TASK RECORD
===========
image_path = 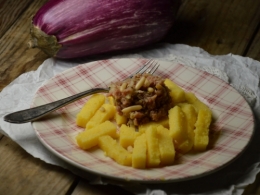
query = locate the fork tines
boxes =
[145,61,160,75]
[130,60,159,78]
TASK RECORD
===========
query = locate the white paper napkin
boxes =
[0,44,260,195]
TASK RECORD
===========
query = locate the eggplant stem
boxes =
[29,21,62,57]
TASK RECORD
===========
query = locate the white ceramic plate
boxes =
[31,58,255,182]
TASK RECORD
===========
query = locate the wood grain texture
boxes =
[165,0,260,56]
[0,136,76,195]
[246,28,260,61]
[0,0,34,38]
[0,0,49,91]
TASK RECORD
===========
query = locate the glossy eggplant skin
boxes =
[32,0,180,59]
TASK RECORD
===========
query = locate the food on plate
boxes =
[185,92,212,113]
[119,124,140,148]
[76,94,105,127]
[138,118,169,133]
[132,134,147,169]
[109,73,174,126]
[194,109,212,151]
[98,135,132,166]
[145,126,161,167]
[75,75,213,168]
[30,0,181,59]
[164,78,186,103]
[108,96,127,125]
[157,125,175,165]
[177,103,197,153]
[184,92,212,151]
[168,106,188,148]
[86,104,116,130]
[168,104,198,153]
[115,111,128,125]
[76,121,117,150]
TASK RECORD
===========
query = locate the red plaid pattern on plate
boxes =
[31,58,255,182]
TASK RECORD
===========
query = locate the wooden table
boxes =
[1,0,260,194]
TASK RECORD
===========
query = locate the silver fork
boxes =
[4,60,160,124]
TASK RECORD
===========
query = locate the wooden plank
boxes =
[0,136,76,195]
[72,179,134,195]
[165,0,260,56]
[0,0,34,38]
[245,28,260,61]
[0,0,49,91]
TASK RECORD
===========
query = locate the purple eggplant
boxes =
[29,0,180,59]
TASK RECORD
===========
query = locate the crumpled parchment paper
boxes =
[0,44,260,195]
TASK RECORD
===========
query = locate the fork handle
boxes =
[4,88,109,124]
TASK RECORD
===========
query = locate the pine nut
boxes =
[135,76,146,90]
[148,87,154,93]
[120,82,127,91]
[122,105,142,113]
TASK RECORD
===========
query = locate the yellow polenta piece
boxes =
[184,92,212,151]
[119,124,140,148]
[86,104,116,130]
[76,121,116,150]
[132,134,147,169]
[194,109,212,151]
[138,118,169,133]
[157,125,175,165]
[139,122,159,134]
[164,78,186,103]
[168,106,188,146]
[115,112,127,125]
[107,96,115,105]
[177,103,197,153]
[185,92,211,113]
[98,135,132,166]
[158,117,170,128]
[76,94,105,127]
[145,126,160,167]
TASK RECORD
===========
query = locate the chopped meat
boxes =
[108,73,173,126]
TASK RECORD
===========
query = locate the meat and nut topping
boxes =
[108,73,173,126]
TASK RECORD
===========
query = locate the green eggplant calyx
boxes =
[28,22,62,57]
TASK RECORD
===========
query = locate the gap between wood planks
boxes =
[65,177,80,195]
[243,20,260,57]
